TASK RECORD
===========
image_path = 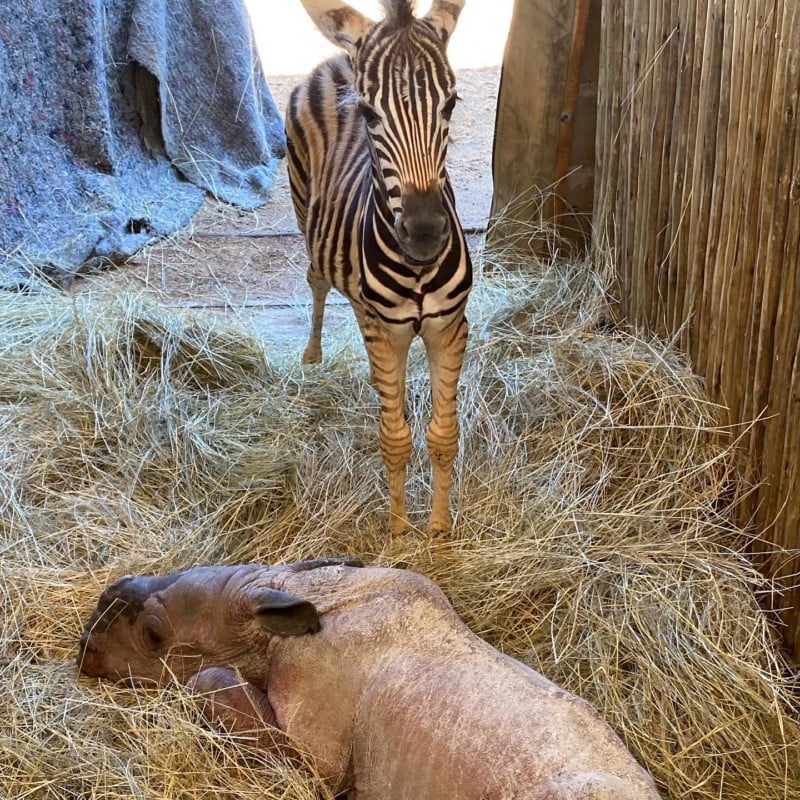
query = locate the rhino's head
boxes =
[77,558,361,685]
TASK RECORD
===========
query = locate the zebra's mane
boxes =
[380,0,418,30]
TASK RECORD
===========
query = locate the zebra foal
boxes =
[287,0,472,535]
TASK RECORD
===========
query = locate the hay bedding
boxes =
[1,243,798,800]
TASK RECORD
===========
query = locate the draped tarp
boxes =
[0,0,285,288]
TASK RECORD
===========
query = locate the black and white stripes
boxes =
[287,0,471,534]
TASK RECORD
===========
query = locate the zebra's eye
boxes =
[358,101,381,127]
[442,93,458,120]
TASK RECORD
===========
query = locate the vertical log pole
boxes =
[552,0,592,223]
[491,0,601,245]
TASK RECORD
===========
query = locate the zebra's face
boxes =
[354,21,459,266]
[299,1,465,266]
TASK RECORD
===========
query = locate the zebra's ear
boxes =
[423,0,466,44]
[300,0,375,55]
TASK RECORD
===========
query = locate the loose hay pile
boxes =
[1,245,798,800]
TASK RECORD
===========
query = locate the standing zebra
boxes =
[287,0,472,535]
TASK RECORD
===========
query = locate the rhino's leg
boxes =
[187,667,287,750]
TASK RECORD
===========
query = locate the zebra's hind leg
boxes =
[302,266,331,364]
[362,312,414,535]
[423,313,469,536]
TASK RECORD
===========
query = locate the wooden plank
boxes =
[563,0,601,233]
[709,0,742,387]
[617,0,632,270]
[492,0,575,215]
[680,0,703,344]
[491,0,600,242]
[672,0,705,350]
[552,0,592,221]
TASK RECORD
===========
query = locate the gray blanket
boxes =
[0,0,285,288]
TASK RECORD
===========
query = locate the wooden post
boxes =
[552,0,593,222]
[491,0,601,244]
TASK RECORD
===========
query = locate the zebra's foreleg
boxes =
[423,314,468,535]
[362,314,414,535]
[302,267,331,364]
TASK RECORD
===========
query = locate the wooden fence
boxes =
[593,1,800,659]
[493,0,800,659]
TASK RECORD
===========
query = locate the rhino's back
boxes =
[281,565,659,798]
[351,645,659,800]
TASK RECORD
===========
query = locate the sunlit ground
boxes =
[245,0,513,74]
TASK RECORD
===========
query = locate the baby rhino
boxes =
[78,558,661,800]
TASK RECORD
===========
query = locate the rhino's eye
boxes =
[144,617,164,648]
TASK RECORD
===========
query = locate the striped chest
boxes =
[358,221,472,328]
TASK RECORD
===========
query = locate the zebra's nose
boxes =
[396,186,450,265]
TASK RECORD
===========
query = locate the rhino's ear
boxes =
[250,589,320,636]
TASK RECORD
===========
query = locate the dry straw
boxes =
[1,234,798,799]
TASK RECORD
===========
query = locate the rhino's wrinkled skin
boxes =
[78,558,661,800]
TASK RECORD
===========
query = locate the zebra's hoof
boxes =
[302,346,322,364]
[388,514,411,536]
[426,516,452,537]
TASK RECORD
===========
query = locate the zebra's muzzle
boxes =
[395,187,451,266]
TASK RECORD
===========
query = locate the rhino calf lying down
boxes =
[78,558,661,800]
